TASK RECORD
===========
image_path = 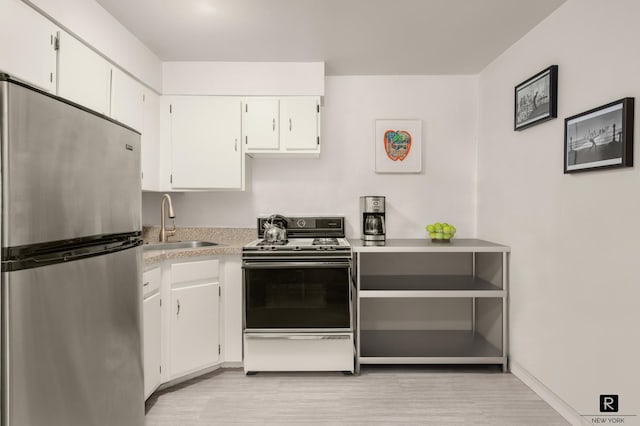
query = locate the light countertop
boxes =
[348,238,510,253]
[142,227,256,266]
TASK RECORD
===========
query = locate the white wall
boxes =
[478,0,640,421]
[143,75,479,239]
[163,62,324,96]
[26,0,162,90]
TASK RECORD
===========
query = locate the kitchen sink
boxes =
[142,240,218,251]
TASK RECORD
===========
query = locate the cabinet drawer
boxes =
[142,267,161,297]
[171,259,219,284]
[244,333,354,372]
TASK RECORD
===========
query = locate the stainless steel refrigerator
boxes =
[0,74,144,426]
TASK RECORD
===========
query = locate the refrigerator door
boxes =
[1,246,144,426]
[1,79,141,248]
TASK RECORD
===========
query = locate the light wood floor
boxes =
[145,366,569,425]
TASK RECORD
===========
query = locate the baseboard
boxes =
[158,364,223,391]
[222,361,243,368]
[510,360,589,426]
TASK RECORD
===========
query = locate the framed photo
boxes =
[374,119,422,173]
[564,98,634,173]
[514,65,558,131]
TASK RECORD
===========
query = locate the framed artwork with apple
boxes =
[374,119,422,173]
[564,97,634,173]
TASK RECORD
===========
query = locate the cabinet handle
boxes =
[272,118,275,131]
[143,281,149,287]
[234,138,238,152]
[289,118,292,131]
[177,300,180,315]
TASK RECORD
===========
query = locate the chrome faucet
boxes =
[159,194,177,242]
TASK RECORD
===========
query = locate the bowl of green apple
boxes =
[425,222,456,242]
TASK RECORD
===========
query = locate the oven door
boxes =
[242,259,352,332]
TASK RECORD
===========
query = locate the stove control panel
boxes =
[257,216,345,238]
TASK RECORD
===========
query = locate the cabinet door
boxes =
[280,97,320,151]
[169,96,242,189]
[110,67,143,131]
[142,89,160,191]
[242,98,279,150]
[57,31,111,115]
[143,292,161,399]
[170,282,220,378]
[0,0,58,92]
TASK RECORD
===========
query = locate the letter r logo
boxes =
[600,395,619,412]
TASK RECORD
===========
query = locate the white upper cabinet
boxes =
[280,97,321,151]
[0,0,58,92]
[57,30,111,115]
[141,89,160,191]
[242,96,321,157]
[110,67,144,131]
[167,96,243,190]
[242,98,280,151]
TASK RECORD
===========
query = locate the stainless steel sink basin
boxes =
[143,240,218,251]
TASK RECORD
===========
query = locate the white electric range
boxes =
[241,216,355,374]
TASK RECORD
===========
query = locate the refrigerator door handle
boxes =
[3,240,141,272]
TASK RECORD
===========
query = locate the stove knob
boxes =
[296,219,306,228]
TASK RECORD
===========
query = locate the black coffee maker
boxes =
[360,196,386,242]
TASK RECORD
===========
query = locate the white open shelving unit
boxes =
[350,239,510,372]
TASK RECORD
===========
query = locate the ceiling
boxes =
[96,0,566,75]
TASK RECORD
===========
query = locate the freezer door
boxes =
[1,247,144,426]
[1,80,141,247]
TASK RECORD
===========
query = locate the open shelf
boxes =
[359,330,504,364]
[352,239,510,372]
[359,274,504,298]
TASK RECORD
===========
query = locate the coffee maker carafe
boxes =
[360,196,386,242]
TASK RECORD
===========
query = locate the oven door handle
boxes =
[246,334,351,340]
[242,261,351,269]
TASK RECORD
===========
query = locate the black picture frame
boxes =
[564,98,634,173]
[514,65,558,131]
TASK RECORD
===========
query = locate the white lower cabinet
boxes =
[143,267,162,399]
[170,282,220,378]
[167,258,221,380]
[143,255,243,399]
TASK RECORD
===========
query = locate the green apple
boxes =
[426,224,435,232]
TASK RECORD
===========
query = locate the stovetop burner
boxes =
[244,216,350,254]
[256,240,288,246]
[312,237,338,246]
